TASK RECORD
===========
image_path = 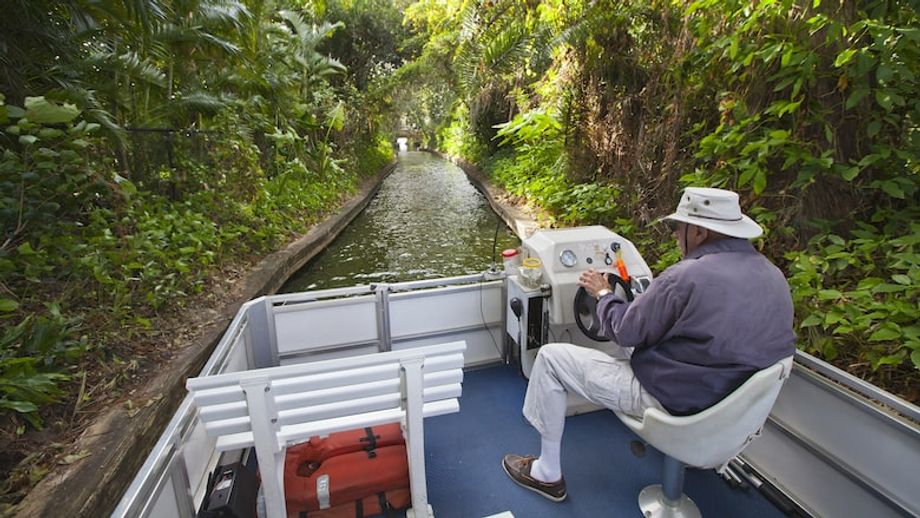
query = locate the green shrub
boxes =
[440,104,487,163]
[351,134,395,177]
[486,110,626,227]
[0,305,88,429]
[788,208,920,370]
[0,94,377,427]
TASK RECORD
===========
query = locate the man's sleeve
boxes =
[596,270,684,350]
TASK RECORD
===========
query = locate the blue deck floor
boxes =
[423,364,788,518]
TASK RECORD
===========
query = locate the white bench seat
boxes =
[186,340,466,518]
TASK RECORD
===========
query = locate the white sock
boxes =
[530,438,562,482]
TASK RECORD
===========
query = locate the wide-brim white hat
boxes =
[660,187,763,239]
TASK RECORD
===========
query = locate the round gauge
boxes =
[560,249,578,268]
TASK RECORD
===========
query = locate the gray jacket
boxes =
[598,238,796,415]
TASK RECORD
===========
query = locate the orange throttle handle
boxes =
[615,252,630,283]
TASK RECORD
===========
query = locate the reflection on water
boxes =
[280,151,520,292]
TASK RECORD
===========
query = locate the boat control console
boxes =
[506,226,653,378]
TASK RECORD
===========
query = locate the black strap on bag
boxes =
[359,427,380,458]
[378,492,398,518]
[354,497,364,518]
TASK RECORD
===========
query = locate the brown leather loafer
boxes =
[501,454,567,502]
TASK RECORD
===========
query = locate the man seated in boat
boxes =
[502,187,796,502]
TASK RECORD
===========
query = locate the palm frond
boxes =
[481,24,530,74]
[197,30,242,56]
[552,15,597,50]
[174,91,230,116]
[458,4,480,43]
[85,51,167,88]
[122,0,167,29]
[312,56,347,77]
[85,107,126,144]
[306,21,345,47]
[278,11,343,50]
[69,0,166,34]
[454,10,484,95]
[551,5,630,52]
[455,13,533,96]
[278,10,311,40]
[155,24,197,44]
[262,22,291,39]
[155,24,240,56]
[198,0,250,28]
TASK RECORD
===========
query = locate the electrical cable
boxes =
[490,217,501,270]
[476,215,506,359]
[516,324,522,359]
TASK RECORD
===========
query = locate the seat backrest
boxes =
[618,356,793,469]
[187,340,466,452]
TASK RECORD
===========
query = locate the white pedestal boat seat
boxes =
[186,340,467,518]
[615,356,794,518]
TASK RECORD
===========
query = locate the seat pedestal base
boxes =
[638,485,701,518]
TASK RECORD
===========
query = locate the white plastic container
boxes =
[502,248,521,275]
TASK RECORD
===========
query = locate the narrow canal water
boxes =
[280,151,519,292]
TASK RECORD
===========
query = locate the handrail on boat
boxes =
[269,272,501,306]
[793,350,919,423]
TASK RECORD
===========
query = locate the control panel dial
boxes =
[559,249,578,268]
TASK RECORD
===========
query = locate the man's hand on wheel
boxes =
[577,269,610,299]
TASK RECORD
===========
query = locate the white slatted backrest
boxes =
[186,341,466,451]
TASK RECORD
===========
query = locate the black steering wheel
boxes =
[574,274,634,342]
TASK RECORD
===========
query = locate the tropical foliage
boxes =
[2,0,919,507]
[1,0,408,504]
[399,0,919,400]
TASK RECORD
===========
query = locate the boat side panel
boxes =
[223,325,252,374]
[390,283,503,365]
[272,282,504,367]
[775,368,920,510]
[183,310,254,510]
[145,472,182,518]
[743,422,902,518]
[744,364,920,517]
[274,298,377,356]
[394,327,502,366]
[280,344,380,364]
[389,283,502,337]
[182,416,218,510]
[115,298,260,517]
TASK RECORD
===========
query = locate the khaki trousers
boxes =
[522,342,663,442]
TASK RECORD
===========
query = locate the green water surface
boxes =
[280,151,520,292]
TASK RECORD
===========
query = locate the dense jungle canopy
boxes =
[0,0,918,510]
